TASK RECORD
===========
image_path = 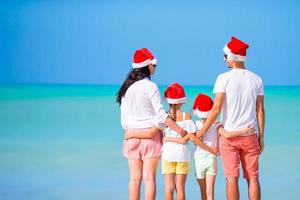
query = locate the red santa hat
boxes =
[193,93,214,118]
[223,36,249,62]
[132,48,157,68]
[164,83,187,104]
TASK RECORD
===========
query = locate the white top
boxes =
[162,113,196,162]
[120,78,168,129]
[193,120,218,158]
[213,69,264,134]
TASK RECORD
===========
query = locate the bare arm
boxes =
[163,134,190,144]
[256,95,265,154]
[163,112,193,144]
[125,116,187,140]
[125,127,161,139]
[189,133,218,155]
[217,124,255,139]
[125,115,189,140]
[196,93,225,138]
[165,117,187,137]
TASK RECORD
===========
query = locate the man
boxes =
[197,36,265,200]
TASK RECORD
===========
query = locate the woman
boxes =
[116,48,186,200]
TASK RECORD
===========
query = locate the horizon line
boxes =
[1,83,300,87]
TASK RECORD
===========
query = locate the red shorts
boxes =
[219,134,260,179]
[123,130,162,160]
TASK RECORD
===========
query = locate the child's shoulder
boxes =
[184,112,192,120]
[176,111,192,121]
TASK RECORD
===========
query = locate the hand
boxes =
[180,129,188,137]
[163,136,167,143]
[243,125,256,136]
[219,131,229,138]
[179,137,188,144]
[259,137,264,154]
[125,130,134,140]
[196,129,204,138]
[214,121,223,129]
[211,147,219,156]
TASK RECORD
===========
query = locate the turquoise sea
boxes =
[0,85,299,200]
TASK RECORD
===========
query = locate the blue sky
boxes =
[1,0,300,85]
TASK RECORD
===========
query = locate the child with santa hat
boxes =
[191,93,253,200]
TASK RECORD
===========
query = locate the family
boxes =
[116,36,265,200]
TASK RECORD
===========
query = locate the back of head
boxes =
[116,47,157,105]
[193,93,214,119]
[132,48,157,69]
[164,83,187,104]
[223,36,249,62]
[164,83,186,120]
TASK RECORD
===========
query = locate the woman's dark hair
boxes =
[116,66,150,105]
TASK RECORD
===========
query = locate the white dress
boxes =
[162,113,196,162]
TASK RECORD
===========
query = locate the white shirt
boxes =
[213,69,264,133]
[193,120,218,158]
[120,78,168,129]
[162,113,196,162]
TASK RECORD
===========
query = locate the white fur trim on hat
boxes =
[132,58,157,68]
[223,45,246,62]
[165,97,187,104]
[132,59,151,68]
[193,109,210,119]
[151,58,157,65]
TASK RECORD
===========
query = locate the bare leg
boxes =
[226,177,239,200]
[205,175,216,200]
[197,178,207,200]
[128,159,143,200]
[143,157,159,200]
[176,174,187,200]
[164,173,175,200]
[246,178,261,200]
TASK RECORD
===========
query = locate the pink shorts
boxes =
[219,134,260,179]
[123,129,162,160]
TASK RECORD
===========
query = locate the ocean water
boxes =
[0,85,299,200]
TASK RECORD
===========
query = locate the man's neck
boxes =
[230,61,245,69]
